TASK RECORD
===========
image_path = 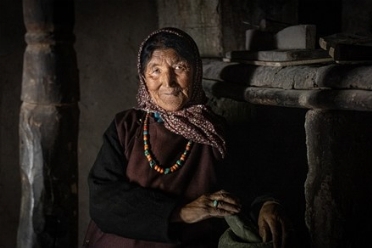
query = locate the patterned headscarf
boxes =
[137,27,226,157]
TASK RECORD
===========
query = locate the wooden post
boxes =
[305,110,372,248]
[18,0,79,247]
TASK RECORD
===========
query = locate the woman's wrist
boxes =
[262,200,281,207]
[170,206,183,223]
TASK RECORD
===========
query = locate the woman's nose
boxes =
[162,69,177,87]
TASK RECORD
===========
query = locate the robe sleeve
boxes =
[88,120,179,243]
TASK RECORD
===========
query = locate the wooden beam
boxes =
[305,110,372,248]
[18,0,79,247]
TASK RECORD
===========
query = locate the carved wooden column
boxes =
[18,0,79,247]
[305,109,372,248]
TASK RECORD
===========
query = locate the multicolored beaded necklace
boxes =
[143,112,193,174]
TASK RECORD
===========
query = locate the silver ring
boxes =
[213,200,219,208]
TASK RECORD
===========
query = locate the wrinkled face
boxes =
[143,48,193,112]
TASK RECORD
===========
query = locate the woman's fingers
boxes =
[208,190,241,214]
[258,201,292,248]
[212,190,240,203]
[178,190,241,223]
[259,221,271,242]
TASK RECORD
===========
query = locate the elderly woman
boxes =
[84,27,289,248]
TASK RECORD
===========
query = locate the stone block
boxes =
[246,25,316,50]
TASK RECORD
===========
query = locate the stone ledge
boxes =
[203,79,372,111]
[202,59,372,111]
[203,59,372,90]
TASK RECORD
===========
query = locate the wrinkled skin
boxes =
[144,48,291,248]
[170,190,241,223]
[172,192,291,248]
[258,201,292,248]
[143,48,193,112]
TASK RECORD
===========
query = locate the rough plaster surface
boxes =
[2,0,372,247]
[157,0,223,57]
[74,0,157,245]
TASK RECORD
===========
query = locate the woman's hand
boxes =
[258,201,291,248]
[172,190,241,223]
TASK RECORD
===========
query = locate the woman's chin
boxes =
[161,104,183,112]
[156,96,187,111]
[159,101,184,111]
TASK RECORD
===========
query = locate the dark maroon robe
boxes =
[86,109,227,247]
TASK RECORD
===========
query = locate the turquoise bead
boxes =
[142,112,193,174]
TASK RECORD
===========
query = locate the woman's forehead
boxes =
[148,49,188,63]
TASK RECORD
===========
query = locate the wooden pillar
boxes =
[305,109,372,248]
[18,0,79,247]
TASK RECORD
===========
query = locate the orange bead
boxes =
[142,112,194,174]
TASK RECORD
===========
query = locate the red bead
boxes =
[142,112,193,174]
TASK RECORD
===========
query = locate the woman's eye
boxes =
[174,64,186,71]
[151,68,160,74]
